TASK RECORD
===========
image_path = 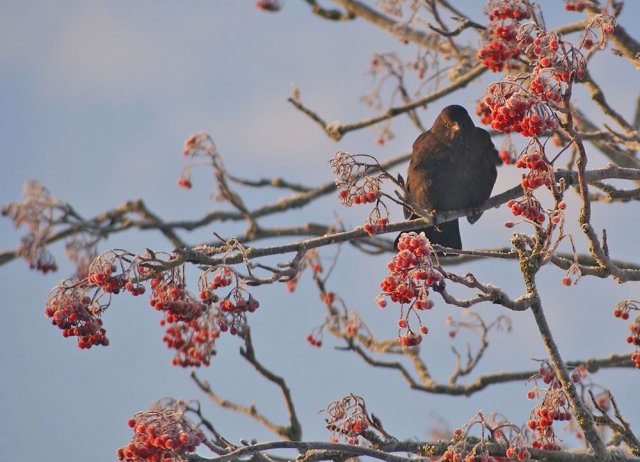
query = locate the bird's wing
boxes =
[474,127,502,165]
[404,130,432,218]
[466,127,500,224]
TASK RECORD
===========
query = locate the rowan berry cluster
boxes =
[337,173,382,207]
[306,328,324,348]
[216,289,260,335]
[331,151,393,236]
[499,149,514,165]
[525,363,585,451]
[507,195,545,224]
[89,261,125,294]
[331,152,386,206]
[441,413,530,462]
[150,275,205,322]
[161,310,220,367]
[613,300,640,368]
[477,0,531,72]
[322,395,373,445]
[498,136,517,165]
[198,266,232,303]
[150,265,260,367]
[45,286,109,349]
[478,82,558,137]
[478,15,590,139]
[516,148,553,192]
[379,232,440,346]
[363,216,388,236]
[117,399,205,462]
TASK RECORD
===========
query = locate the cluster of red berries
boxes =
[477,24,521,72]
[323,395,371,445]
[507,195,545,223]
[379,232,440,346]
[526,363,585,451]
[331,152,384,208]
[330,415,368,445]
[516,149,553,192]
[506,447,531,461]
[45,289,109,349]
[486,0,530,21]
[117,399,205,462]
[478,1,531,72]
[161,311,220,367]
[478,17,594,141]
[499,149,515,165]
[578,12,616,52]
[362,217,388,236]
[150,276,205,322]
[124,280,146,296]
[89,263,125,294]
[527,407,563,451]
[529,74,562,103]
[306,330,323,348]
[217,292,260,335]
[613,300,640,368]
[520,28,586,85]
[199,267,233,303]
[338,181,381,207]
[478,87,558,137]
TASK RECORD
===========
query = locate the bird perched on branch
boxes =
[396,105,501,252]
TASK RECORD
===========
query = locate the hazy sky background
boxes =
[1,2,639,461]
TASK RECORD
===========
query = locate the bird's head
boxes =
[435,105,474,141]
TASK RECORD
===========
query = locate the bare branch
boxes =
[289,63,487,141]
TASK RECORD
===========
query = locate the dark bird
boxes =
[396,105,501,251]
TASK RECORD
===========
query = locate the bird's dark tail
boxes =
[394,219,462,253]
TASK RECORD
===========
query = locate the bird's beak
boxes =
[451,121,460,133]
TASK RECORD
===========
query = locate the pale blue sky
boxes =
[1,2,639,461]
